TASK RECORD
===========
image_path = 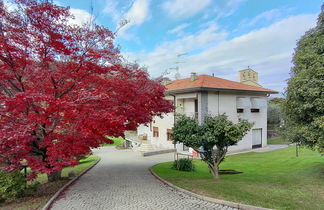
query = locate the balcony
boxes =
[175,111,198,121]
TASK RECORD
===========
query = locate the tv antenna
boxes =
[173,53,187,79]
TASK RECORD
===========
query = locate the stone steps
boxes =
[137,142,155,152]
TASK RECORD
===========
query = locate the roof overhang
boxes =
[166,87,278,95]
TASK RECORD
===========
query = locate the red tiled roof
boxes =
[166,75,277,94]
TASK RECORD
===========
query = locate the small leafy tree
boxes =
[172,114,253,180]
[284,4,324,154]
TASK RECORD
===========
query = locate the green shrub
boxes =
[172,158,195,171]
[25,181,40,194]
[0,170,26,202]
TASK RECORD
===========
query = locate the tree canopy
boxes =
[0,0,173,179]
[267,98,284,127]
[172,114,253,179]
[284,4,324,154]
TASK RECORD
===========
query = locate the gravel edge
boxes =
[149,165,272,210]
[42,157,101,210]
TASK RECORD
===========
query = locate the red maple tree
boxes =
[0,0,173,180]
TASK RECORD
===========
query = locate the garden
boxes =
[0,155,99,210]
[153,146,324,210]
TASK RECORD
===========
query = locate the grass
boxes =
[268,136,291,145]
[152,146,324,210]
[0,155,100,210]
[101,136,124,147]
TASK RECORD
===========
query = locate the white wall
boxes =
[137,91,268,152]
[183,98,196,116]
[137,113,175,149]
[149,95,196,150]
[208,92,268,152]
[207,92,268,152]
[207,92,219,116]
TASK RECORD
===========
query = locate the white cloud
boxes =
[103,0,122,23]
[124,23,227,74]
[69,8,94,26]
[240,7,294,27]
[3,1,94,27]
[162,0,211,19]
[167,23,190,36]
[187,15,316,73]
[213,0,246,20]
[3,0,18,11]
[103,0,134,23]
[124,14,317,93]
[117,0,150,39]
[247,9,283,26]
[159,24,226,53]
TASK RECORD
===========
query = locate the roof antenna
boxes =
[172,52,187,80]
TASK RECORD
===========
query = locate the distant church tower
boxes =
[239,68,262,87]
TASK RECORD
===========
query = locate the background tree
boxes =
[267,97,285,138]
[0,0,173,181]
[284,4,324,154]
[267,102,282,126]
[172,114,253,179]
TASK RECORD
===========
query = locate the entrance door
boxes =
[252,128,262,148]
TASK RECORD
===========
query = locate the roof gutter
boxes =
[166,87,278,95]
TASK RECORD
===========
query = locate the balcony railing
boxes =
[175,111,198,121]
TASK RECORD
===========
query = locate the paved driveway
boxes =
[51,147,233,210]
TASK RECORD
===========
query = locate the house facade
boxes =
[133,70,277,154]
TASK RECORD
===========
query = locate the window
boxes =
[237,108,244,113]
[251,108,260,113]
[153,127,159,137]
[236,97,250,110]
[167,129,173,141]
[251,98,266,109]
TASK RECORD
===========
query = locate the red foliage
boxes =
[0,1,173,176]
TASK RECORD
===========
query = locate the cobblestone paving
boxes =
[51,147,235,210]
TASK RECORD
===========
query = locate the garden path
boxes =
[51,147,234,210]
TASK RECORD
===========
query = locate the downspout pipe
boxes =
[169,93,176,123]
[168,93,177,158]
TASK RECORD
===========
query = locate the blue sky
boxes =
[56,0,323,95]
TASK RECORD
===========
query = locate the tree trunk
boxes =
[208,163,219,180]
[48,170,61,182]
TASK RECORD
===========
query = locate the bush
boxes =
[0,170,26,202]
[172,158,195,171]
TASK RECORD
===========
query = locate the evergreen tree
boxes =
[284,4,324,153]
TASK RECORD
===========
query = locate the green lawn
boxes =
[152,146,324,210]
[268,137,291,145]
[33,155,100,184]
[1,155,100,210]
[101,136,124,147]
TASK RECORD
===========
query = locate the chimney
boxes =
[161,78,172,86]
[190,72,198,81]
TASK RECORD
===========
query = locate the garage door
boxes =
[252,128,262,148]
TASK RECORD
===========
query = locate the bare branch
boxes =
[114,19,130,36]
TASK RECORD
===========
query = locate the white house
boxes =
[131,69,277,154]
